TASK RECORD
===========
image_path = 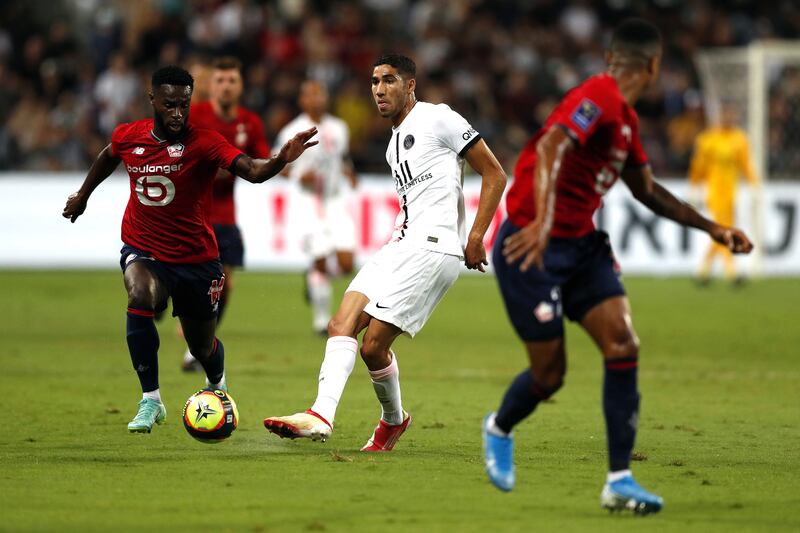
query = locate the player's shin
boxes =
[126,307,161,398]
[307,270,332,333]
[199,337,226,389]
[603,357,640,472]
[310,336,357,424]
[369,351,403,425]
[493,370,550,434]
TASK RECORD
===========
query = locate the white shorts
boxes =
[346,239,461,337]
[295,192,356,258]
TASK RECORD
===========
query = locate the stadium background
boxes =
[2,0,800,275]
[2,2,800,532]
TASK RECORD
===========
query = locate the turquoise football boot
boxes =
[127,398,167,433]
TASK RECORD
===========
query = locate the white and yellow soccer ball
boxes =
[182,388,239,443]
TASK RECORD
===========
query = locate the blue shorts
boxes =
[493,220,625,341]
[119,245,225,320]
[213,224,244,267]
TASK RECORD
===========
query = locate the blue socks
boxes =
[603,357,640,472]
[126,308,160,393]
[494,370,551,434]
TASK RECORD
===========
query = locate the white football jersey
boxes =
[384,101,480,257]
[276,113,350,198]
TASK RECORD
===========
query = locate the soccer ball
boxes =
[182,388,239,443]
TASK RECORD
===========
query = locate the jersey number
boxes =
[136,175,175,206]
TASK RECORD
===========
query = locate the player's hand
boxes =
[710,224,754,254]
[503,221,549,272]
[279,127,318,164]
[62,192,88,223]
[464,235,488,273]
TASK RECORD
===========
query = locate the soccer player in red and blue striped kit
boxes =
[62,66,317,433]
[482,19,753,514]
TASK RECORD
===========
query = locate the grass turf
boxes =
[2,271,799,532]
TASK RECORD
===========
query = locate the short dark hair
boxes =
[373,54,416,78]
[212,56,242,72]
[151,65,194,89]
[610,18,662,62]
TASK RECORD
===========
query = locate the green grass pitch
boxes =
[3,271,799,532]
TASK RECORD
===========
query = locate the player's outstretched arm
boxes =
[622,165,754,254]
[503,126,573,271]
[463,139,507,272]
[234,127,318,184]
[62,144,121,223]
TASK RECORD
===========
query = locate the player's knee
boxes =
[603,329,640,359]
[360,339,390,368]
[339,258,354,275]
[536,369,565,396]
[127,283,159,310]
[327,316,353,337]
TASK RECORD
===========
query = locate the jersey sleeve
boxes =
[205,130,245,170]
[434,105,482,157]
[109,123,129,158]
[552,82,617,146]
[248,115,271,159]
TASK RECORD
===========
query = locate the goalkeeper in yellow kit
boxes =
[689,105,759,284]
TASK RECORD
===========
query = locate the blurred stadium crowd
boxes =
[1,0,799,175]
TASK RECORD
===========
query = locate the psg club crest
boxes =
[403,135,415,149]
[167,143,185,158]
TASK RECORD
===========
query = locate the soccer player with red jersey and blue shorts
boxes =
[182,56,270,370]
[62,66,318,433]
[481,20,753,513]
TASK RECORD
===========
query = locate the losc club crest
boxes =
[167,143,185,158]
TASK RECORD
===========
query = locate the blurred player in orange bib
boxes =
[689,104,759,284]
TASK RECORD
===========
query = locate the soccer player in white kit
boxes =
[275,80,358,334]
[263,55,507,451]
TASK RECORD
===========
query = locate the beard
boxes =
[154,113,187,143]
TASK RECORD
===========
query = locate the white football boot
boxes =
[263,410,332,442]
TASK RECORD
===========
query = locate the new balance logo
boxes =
[132,147,145,155]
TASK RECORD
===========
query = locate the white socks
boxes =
[369,351,404,426]
[143,389,162,402]
[310,336,357,424]
[307,270,332,332]
[607,469,632,483]
[485,412,509,437]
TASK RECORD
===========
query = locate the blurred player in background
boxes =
[182,56,270,370]
[62,65,317,434]
[275,80,357,335]
[186,57,211,103]
[481,20,753,513]
[689,103,759,285]
[263,55,507,451]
